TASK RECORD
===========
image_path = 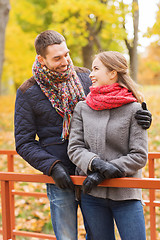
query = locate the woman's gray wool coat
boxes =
[68,101,148,201]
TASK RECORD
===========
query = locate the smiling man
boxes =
[14,30,92,240]
[14,30,152,240]
[37,41,70,73]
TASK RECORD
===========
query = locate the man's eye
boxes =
[54,58,60,61]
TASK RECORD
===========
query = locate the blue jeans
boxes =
[46,184,92,240]
[81,193,146,240]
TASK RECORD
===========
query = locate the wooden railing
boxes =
[0,150,160,240]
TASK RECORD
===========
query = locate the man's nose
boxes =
[61,57,69,65]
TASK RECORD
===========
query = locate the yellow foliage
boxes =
[2,0,37,90]
[16,218,46,232]
[2,0,135,89]
[138,43,160,85]
[48,0,126,55]
[14,1,43,26]
[146,3,160,37]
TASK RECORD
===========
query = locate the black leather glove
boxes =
[83,172,105,194]
[91,158,125,179]
[135,102,152,129]
[51,162,74,190]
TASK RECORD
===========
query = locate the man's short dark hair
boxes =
[35,30,65,58]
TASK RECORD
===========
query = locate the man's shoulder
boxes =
[19,76,36,93]
[74,66,90,73]
[74,66,91,95]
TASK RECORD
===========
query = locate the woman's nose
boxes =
[89,71,93,78]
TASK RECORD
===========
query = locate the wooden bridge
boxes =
[0,150,160,240]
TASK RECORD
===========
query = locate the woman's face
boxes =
[89,57,117,87]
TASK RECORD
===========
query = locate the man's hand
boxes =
[51,162,74,190]
[135,102,152,129]
[83,172,105,194]
[91,158,125,179]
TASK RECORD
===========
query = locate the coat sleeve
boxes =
[14,89,59,175]
[68,102,98,175]
[110,105,148,176]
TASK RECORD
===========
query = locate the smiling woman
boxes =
[68,50,148,240]
[89,57,118,87]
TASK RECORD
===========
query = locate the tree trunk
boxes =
[82,41,94,70]
[0,0,10,94]
[129,0,139,82]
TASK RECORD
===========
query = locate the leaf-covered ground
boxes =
[0,85,160,239]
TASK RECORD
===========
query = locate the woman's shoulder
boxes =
[127,101,142,112]
[120,101,141,111]
[75,100,87,109]
[74,101,92,115]
[112,102,142,119]
[116,102,142,121]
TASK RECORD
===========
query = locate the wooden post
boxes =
[7,153,15,239]
[149,157,156,240]
[1,180,12,240]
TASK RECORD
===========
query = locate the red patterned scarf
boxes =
[32,56,86,139]
[86,83,137,110]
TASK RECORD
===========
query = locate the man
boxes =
[14,30,152,240]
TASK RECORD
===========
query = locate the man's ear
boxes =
[37,55,45,65]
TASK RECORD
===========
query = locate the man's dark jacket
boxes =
[14,67,91,176]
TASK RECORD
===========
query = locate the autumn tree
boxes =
[12,0,127,69]
[49,0,140,80]
[130,0,139,82]
[145,2,160,40]
[138,2,160,85]
[0,0,10,94]
[2,0,54,91]
[120,0,139,82]
[50,0,127,69]
[2,0,142,90]
[138,42,160,85]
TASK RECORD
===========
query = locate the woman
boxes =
[68,51,148,240]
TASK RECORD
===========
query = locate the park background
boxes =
[0,0,160,239]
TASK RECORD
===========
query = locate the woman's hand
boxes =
[91,158,125,179]
[83,172,105,194]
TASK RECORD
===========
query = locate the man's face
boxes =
[38,41,71,73]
